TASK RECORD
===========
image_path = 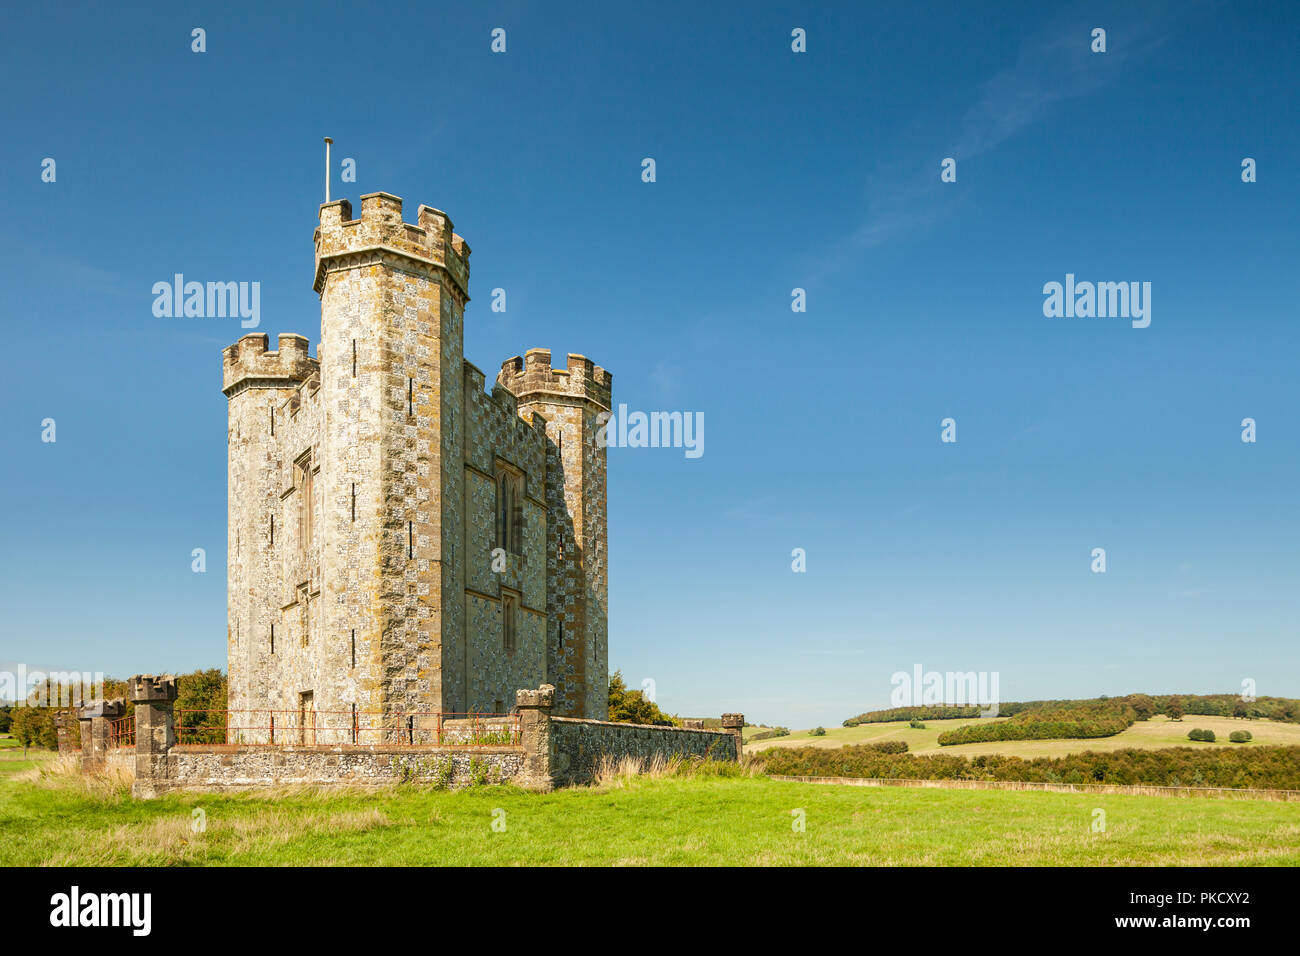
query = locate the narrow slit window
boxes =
[502,593,517,654]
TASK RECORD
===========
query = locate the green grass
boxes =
[748,715,1300,759]
[2,757,1297,866]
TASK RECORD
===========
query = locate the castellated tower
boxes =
[498,350,612,719]
[222,193,611,736]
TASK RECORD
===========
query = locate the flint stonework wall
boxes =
[549,717,738,786]
[112,677,740,796]
[158,747,524,792]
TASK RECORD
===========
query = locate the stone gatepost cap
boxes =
[721,713,745,729]
[516,684,555,708]
[81,699,125,719]
[129,674,178,703]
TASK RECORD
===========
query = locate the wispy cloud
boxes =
[810,17,1166,281]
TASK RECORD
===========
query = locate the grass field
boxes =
[2,756,1297,866]
[747,715,1300,759]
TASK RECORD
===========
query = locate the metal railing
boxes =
[173,709,521,748]
[108,714,135,749]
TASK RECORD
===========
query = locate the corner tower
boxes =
[499,349,612,718]
[222,333,319,716]
[313,193,471,718]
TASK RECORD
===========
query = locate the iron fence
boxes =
[108,714,135,749]
[173,709,521,748]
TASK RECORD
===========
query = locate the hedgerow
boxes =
[753,744,1300,790]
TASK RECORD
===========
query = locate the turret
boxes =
[222,333,318,396]
[498,348,613,718]
[497,349,613,411]
[313,193,471,300]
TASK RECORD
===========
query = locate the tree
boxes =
[1232,700,1249,719]
[607,672,677,725]
[1166,698,1185,721]
[10,707,56,755]
[1128,694,1155,721]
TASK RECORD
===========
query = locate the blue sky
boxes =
[1,1,1297,726]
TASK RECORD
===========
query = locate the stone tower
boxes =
[498,350,611,719]
[311,192,469,720]
[222,193,611,733]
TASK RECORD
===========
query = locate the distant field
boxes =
[746,717,1008,752]
[746,715,1300,758]
[3,757,1297,866]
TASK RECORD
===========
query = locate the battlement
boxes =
[223,333,320,396]
[313,192,471,298]
[129,674,178,704]
[497,348,613,410]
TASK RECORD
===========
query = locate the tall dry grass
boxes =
[589,752,759,788]
[15,752,134,799]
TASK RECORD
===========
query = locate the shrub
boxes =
[810,726,826,737]
[1229,731,1253,743]
[1186,729,1216,742]
[869,740,908,754]
[909,719,926,729]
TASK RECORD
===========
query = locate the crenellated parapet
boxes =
[313,192,471,300]
[222,333,319,397]
[129,674,178,704]
[497,348,613,411]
